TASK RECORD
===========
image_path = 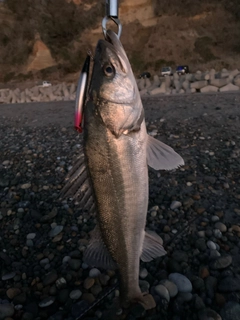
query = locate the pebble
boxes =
[26,233,36,240]
[172,251,188,263]
[207,240,217,250]
[38,296,56,307]
[2,272,16,281]
[83,277,95,290]
[6,288,21,299]
[170,201,182,210]
[139,268,148,279]
[69,290,82,300]
[154,284,170,302]
[213,229,222,239]
[220,301,240,320]
[210,256,232,269]
[48,225,63,238]
[209,250,221,259]
[0,304,15,319]
[211,215,220,222]
[89,268,101,278]
[218,276,240,292]
[55,277,67,289]
[42,271,58,286]
[178,292,192,302]
[159,279,178,297]
[214,222,227,232]
[198,308,222,320]
[168,273,192,293]
[21,183,31,189]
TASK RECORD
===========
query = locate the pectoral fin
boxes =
[141,230,167,262]
[83,225,117,270]
[147,135,184,170]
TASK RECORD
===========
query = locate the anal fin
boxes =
[141,230,166,262]
[83,225,117,270]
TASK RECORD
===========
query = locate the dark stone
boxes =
[42,271,58,287]
[218,276,240,292]
[220,301,240,320]
[172,251,188,263]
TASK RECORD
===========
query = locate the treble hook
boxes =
[102,0,122,39]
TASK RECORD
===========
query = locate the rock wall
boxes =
[26,39,57,72]
[1,69,240,105]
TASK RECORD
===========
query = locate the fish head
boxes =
[88,30,143,136]
[90,30,136,104]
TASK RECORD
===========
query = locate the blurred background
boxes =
[0,0,240,84]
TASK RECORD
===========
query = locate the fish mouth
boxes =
[97,30,129,73]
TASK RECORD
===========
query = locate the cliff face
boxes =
[0,0,240,80]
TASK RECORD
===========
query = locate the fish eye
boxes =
[103,64,114,77]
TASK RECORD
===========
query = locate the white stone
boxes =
[194,71,203,81]
[173,79,181,92]
[182,80,190,91]
[207,240,217,250]
[170,201,182,210]
[138,78,145,91]
[149,82,166,95]
[145,78,151,89]
[200,85,218,93]
[140,88,148,96]
[219,83,239,92]
[210,78,228,88]
[233,75,240,87]
[190,81,208,90]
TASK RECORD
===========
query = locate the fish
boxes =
[60,30,184,309]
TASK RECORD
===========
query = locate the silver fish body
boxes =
[61,30,184,307]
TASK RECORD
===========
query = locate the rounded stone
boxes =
[214,222,227,232]
[0,304,15,319]
[159,279,178,297]
[69,290,82,300]
[214,229,222,239]
[89,268,101,278]
[170,201,182,210]
[220,301,240,320]
[198,308,222,320]
[168,273,192,293]
[210,256,232,269]
[207,240,217,250]
[139,268,148,279]
[6,288,21,299]
[38,296,55,308]
[27,233,36,240]
[2,272,16,281]
[48,225,63,238]
[83,277,95,290]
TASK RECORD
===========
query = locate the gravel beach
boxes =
[0,92,240,320]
